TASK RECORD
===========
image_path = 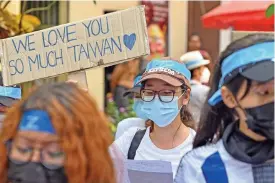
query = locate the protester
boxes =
[110,59,140,108]
[115,71,147,140]
[0,83,117,183]
[188,33,201,51]
[180,51,210,127]
[175,34,274,183]
[188,33,213,72]
[113,58,196,178]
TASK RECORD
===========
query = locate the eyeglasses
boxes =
[6,140,65,170]
[140,89,185,103]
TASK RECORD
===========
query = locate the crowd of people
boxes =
[0,33,273,183]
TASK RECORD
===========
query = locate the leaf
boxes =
[15,14,41,33]
[266,4,274,18]
[21,14,41,27]
[0,9,20,34]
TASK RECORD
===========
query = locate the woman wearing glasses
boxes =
[175,34,274,183]
[113,58,196,178]
[0,83,118,183]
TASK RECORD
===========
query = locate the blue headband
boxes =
[208,42,275,106]
[0,86,21,99]
[18,110,56,134]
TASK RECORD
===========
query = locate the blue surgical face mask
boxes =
[141,95,183,127]
[133,98,148,120]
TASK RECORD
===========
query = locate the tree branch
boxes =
[21,0,27,13]
[2,0,10,10]
[0,1,4,8]
[18,1,27,35]
[24,1,56,14]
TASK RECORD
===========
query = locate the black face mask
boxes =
[223,121,274,164]
[223,102,274,164]
[245,102,274,140]
[7,160,68,183]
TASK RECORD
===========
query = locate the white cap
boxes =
[180,51,210,70]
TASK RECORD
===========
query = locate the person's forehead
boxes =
[15,131,59,143]
[145,79,176,88]
[190,35,200,41]
[237,79,274,97]
[250,79,274,90]
[200,65,206,69]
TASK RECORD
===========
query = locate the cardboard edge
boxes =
[138,5,150,56]
[2,55,147,86]
[0,40,9,86]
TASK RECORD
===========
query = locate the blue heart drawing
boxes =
[123,33,136,50]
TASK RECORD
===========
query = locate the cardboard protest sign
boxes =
[0,6,149,86]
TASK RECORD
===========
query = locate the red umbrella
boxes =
[202,1,274,32]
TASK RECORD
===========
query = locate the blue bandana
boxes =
[18,110,56,134]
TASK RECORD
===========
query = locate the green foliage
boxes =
[266,4,274,18]
[105,93,136,135]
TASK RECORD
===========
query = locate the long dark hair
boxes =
[180,85,195,130]
[193,34,274,148]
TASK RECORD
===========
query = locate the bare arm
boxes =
[110,64,124,93]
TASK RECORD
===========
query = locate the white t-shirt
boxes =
[115,118,146,140]
[114,126,196,178]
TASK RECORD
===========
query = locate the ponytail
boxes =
[180,106,196,130]
[180,84,196,130]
